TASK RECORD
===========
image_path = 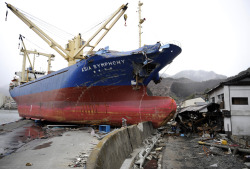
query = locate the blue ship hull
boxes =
[10,43,182,127]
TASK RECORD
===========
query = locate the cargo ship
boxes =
[7,2,182,128]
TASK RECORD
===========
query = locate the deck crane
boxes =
[6,3,128,66]
[21,49,55,73]
[19,34,36,82]
[19,35,55,73]
[19,35,55,83]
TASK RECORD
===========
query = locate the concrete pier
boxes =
[0,119,155,169]
[0,120,98,169]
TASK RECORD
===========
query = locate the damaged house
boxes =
[207,68,250,136]
[175,103,223,134]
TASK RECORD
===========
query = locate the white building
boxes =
[207,69,250,136]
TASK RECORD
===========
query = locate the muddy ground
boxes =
[1,119,249,169]
[0,119,73,158]
[0,119,99,169]
[162,135,248,169]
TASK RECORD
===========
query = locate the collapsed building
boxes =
[175,103,223,135]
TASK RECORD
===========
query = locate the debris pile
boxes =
[68,152,89,168]
[132,132,166,169]
[159,123,249,169]
[198,136,250,155]
[175,103,223,136]
[196,133,250,168]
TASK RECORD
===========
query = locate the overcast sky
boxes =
[1,0,250,90]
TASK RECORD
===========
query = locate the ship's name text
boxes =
[82,60,125,72]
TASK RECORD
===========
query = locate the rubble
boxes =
[155,147,163,151]
[244,162,250,167]
[124,118,249,169]
[175,103,223,136]
[209,163,218,167]
[68,152,89,168]
[134,134,160,168]
[131,131,168,169]
[161,125,247,169]
[199,141,250,154]
[25,162,32,166]
[1,118,248,168]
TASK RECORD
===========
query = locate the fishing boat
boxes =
[7,2,181,128]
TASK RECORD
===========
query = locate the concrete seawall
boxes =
[87,122,154,169]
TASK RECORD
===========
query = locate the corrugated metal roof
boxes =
[181,97,205,108]
[178,103,219,114]
[179,104,207,113]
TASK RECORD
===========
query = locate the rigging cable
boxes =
[81,2,126,36]
[23,37,49,53]
[159,64,171,78]
[81,12,113,36]
[17,8,74,42]
[19,8,74,37]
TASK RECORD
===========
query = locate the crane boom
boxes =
[6,3,128,66]
[73,3,128,58]
[6,3,69,60]
[23,50,55,58]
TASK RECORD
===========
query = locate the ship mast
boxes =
[6,3,128,66]
[138,1,143,48]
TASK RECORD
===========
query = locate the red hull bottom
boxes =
[14,86,176,128]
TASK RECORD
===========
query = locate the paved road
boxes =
[0,120,99,169]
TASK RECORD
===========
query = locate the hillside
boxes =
[170,79,224,99]
[147,77,193,97]
[147,77,224,103]
[171,70,227,82]
[147,70,227,103]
